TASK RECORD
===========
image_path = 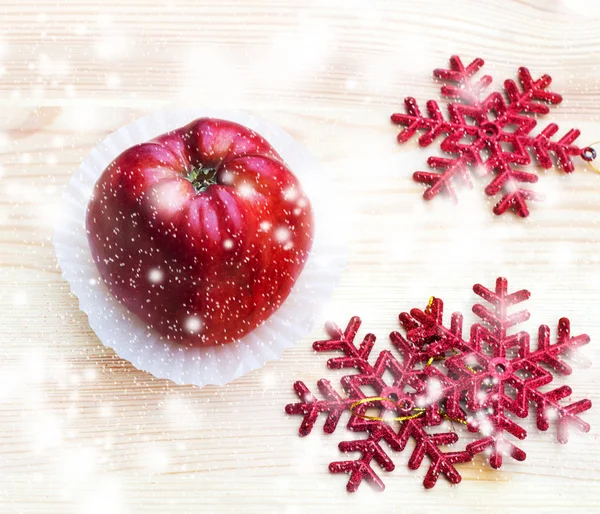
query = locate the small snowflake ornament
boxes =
[391,56,596,217]
[285,278,592,492]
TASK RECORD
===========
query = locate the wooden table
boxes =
[2,1,599,512]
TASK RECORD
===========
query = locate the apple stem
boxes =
[186,165,218,193]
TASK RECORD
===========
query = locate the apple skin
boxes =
[86,118,313,347]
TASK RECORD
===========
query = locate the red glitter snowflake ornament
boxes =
[401,277,592,469]
[391,56,595,217]
[285,317,472,491]
[285,278,592,492]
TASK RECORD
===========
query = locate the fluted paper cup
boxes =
[53,108,347,387]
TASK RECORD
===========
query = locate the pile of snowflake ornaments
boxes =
[286,56,594,492]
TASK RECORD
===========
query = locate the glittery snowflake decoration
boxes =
[391,56,593,217]
[285,316,472,491]
[403,277,592,469]
[285,278,592,491]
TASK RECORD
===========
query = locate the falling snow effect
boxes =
[391,56,591,217]
[3,4,599,511]
[286,277,591,491]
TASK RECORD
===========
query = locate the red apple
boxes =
[86,118,313,347]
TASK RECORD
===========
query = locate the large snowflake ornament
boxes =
[391,56,593,217]
[285,316,472,491]
[285,278,592,492]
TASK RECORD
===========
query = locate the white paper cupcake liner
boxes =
[53,108,347,387]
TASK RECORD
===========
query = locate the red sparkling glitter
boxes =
[285,278,592,491]
[391,56,589,217]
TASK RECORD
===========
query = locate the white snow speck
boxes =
[94,34,130,60]
[262,372,277,388]
[184,315,203,334]
[237,183,254,197]
[13,292,27,306]
[274,226,291,243]
[106,73,121,89]
[147,268,164,284]
[220,171,234,185]
[283,186,298,201]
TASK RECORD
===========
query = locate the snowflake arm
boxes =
[391,98,452,146]
[285,317,376,435]
[503,66,562,114]
[413,156,474,204]
[434,55,491,104]
[313,316,377,372]
[285,379,354,436]
[514,319,592,443]
[330,416,471,491]
[527,124,582,173]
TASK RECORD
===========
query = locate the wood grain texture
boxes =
[1,0,600,512]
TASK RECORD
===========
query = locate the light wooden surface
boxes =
[1,1,600,512]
